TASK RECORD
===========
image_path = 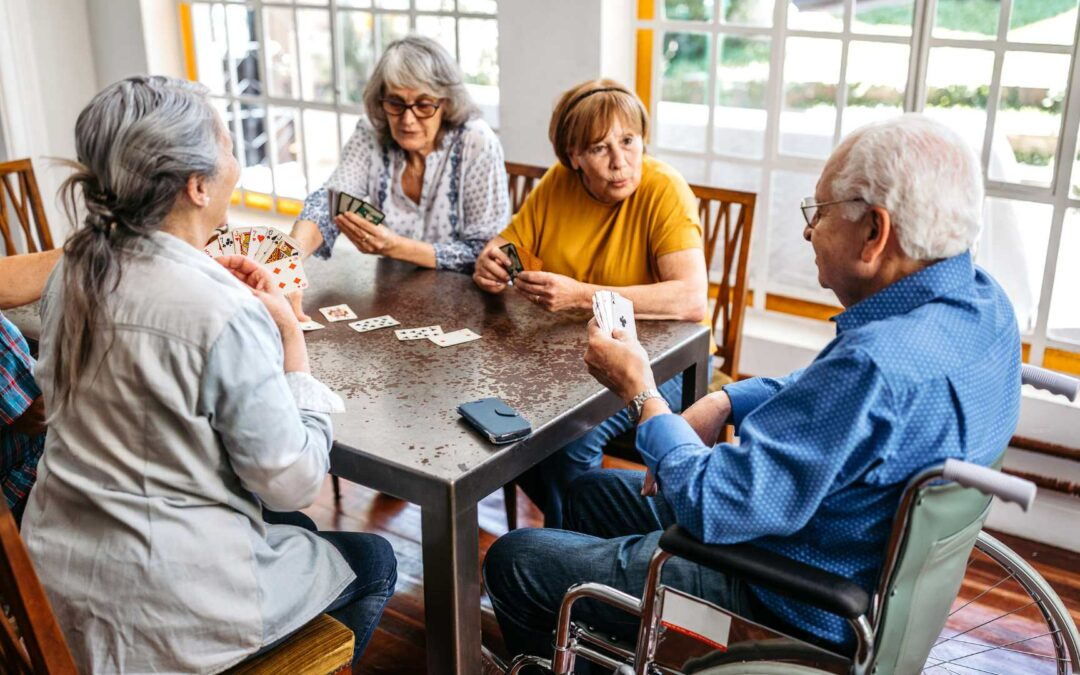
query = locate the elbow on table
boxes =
[680,299,708,323]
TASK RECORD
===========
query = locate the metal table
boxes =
[303,244,710,673]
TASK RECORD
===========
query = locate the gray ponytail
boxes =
[54,75,222,408]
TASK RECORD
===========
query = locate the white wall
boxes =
[498,0,635,167]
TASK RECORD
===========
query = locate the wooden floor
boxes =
[304,470,1080,674]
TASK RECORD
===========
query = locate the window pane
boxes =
[459,19,498,86]
[979,198,1052,334]
[655,152,707,184]
[841,41,908,138]
[417,0,456,12]
[298,9,334,103]
[987,51,1068,188]
[664,0,714,22]
[779,37,841,159]
[709,160,760,193]
[227,5,262,96]
[271,107,307,200]
[1048,209,1080,344]
[458,0,497,13]
[922,48,994,164]
[657,32,710,153]
[264,8,299,99]
[340,11,375,105]
[376,0,409,9]
[416,15,456,62]
[933,0,1000,40]
[767,170,835,303]
[1008,0,1079,45]
[338,0,372,7]
[304,109,339,191]
[192,3,230,95]
[853,0,914,36]
[713,35,769,159]
[720,0,771,27]
[239,103,272,194]
[787,0,842,32]
[340,113,362,144]
[377,13,411,52]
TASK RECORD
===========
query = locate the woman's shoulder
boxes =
[457,117,503,153]
[638,155,694,194]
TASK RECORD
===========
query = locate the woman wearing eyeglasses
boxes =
[288,35,509,319]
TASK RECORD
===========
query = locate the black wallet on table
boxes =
[457,397,532,444]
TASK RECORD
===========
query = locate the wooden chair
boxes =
[499,164,757,530]
[0,159,53,255]
[0,499,354,674]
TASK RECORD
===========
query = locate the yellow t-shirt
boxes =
[500,155,703,287]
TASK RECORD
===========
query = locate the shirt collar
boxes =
[833,251,974,333]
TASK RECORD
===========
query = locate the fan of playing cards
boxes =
[203,227,309,293]
[592,290,636,340]
[328,189,385,224]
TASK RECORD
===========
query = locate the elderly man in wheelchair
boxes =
[482,114,1050,675]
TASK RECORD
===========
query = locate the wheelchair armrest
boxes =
[658,525,869,620]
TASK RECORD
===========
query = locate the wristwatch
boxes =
[626,387,664,422]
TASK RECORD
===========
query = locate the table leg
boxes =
[681,354,709,410]
[421,494,481,674]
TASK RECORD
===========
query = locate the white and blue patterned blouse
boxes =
[637,252,1021,647]
[298,115,509,272]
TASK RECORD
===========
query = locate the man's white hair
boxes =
[830,113,983,261]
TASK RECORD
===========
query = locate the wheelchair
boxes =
[500,365,1080,675]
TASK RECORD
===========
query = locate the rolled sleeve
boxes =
[198,303,334,511]
[0,314,39,425]
[637,412,705,475]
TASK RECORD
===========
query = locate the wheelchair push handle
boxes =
[943,459,1036,511]
[1021,364,1079,402]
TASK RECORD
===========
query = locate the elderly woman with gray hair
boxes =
[23,76,396,672]
[288,35,508,315]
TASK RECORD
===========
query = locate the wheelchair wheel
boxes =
[924,531,1080,675]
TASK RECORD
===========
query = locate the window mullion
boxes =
[253,4,279,202]
[905,0,936,112]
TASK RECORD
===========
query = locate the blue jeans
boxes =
[259,509,397,667]
[518,365,704,529]
[484,470,756,672]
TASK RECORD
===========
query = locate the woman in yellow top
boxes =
[473,79,709,528]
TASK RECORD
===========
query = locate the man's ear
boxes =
[862,206,891,263]
[184,174,209,207]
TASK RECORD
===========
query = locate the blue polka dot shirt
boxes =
[637,251,1022,647]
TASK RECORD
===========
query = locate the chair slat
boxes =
[0,159,54,255]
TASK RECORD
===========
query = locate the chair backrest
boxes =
[689,184,755,380]
[505,161,547,215]
[0,501,77,673]
[868,470,995,674]
[0,159,53,255]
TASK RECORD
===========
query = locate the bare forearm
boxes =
[387,237,437,268]
[680,391,731,446]
[0,248,62,309]
[281,328,311,373]
[290,220,324,259]
[578,280,708,321]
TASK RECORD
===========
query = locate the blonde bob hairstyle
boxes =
[548,79,649,169]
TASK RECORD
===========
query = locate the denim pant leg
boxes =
[517,374,686,529]
[484,470,752,673]
[317,531,398,666]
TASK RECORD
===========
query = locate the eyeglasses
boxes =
[800,196,867,228]
[380,97,441,119]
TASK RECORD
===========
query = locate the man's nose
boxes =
[803,224,813,242]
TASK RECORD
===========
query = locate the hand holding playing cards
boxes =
[473,242,512,293]
[583,318,656,402]
[216,255,273,293]
[514,271,585,312]
[336,212,398,257]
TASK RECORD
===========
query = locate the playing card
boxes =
[610,293,636,339]
[263,234,303,264]
[327,188,338,217]
[429,328,481,348]
[298,319,325,332]
[517,246,544,273]
[347,315,400,332]
[263,254,309,292]
[319,304,359,322]
[499,243,524,281]
[234,226,254,257]
[253,229,285,263]
[218,230,236,256]
[395,325,443,341]
[203,234,224,259]
[247,226,269,260]
[355,199,385,225]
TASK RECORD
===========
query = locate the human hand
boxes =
[514,271,585,312]
[641,469,658,497]
[583,318,656,402]
[336,212,399,257]
[286,288,311,322]
[473,241,512,294]
[216,254,272,293]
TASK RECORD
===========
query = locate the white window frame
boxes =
[186,0,498,212]
[638,0,1080,368]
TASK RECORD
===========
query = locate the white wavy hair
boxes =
[829,113,983,261]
